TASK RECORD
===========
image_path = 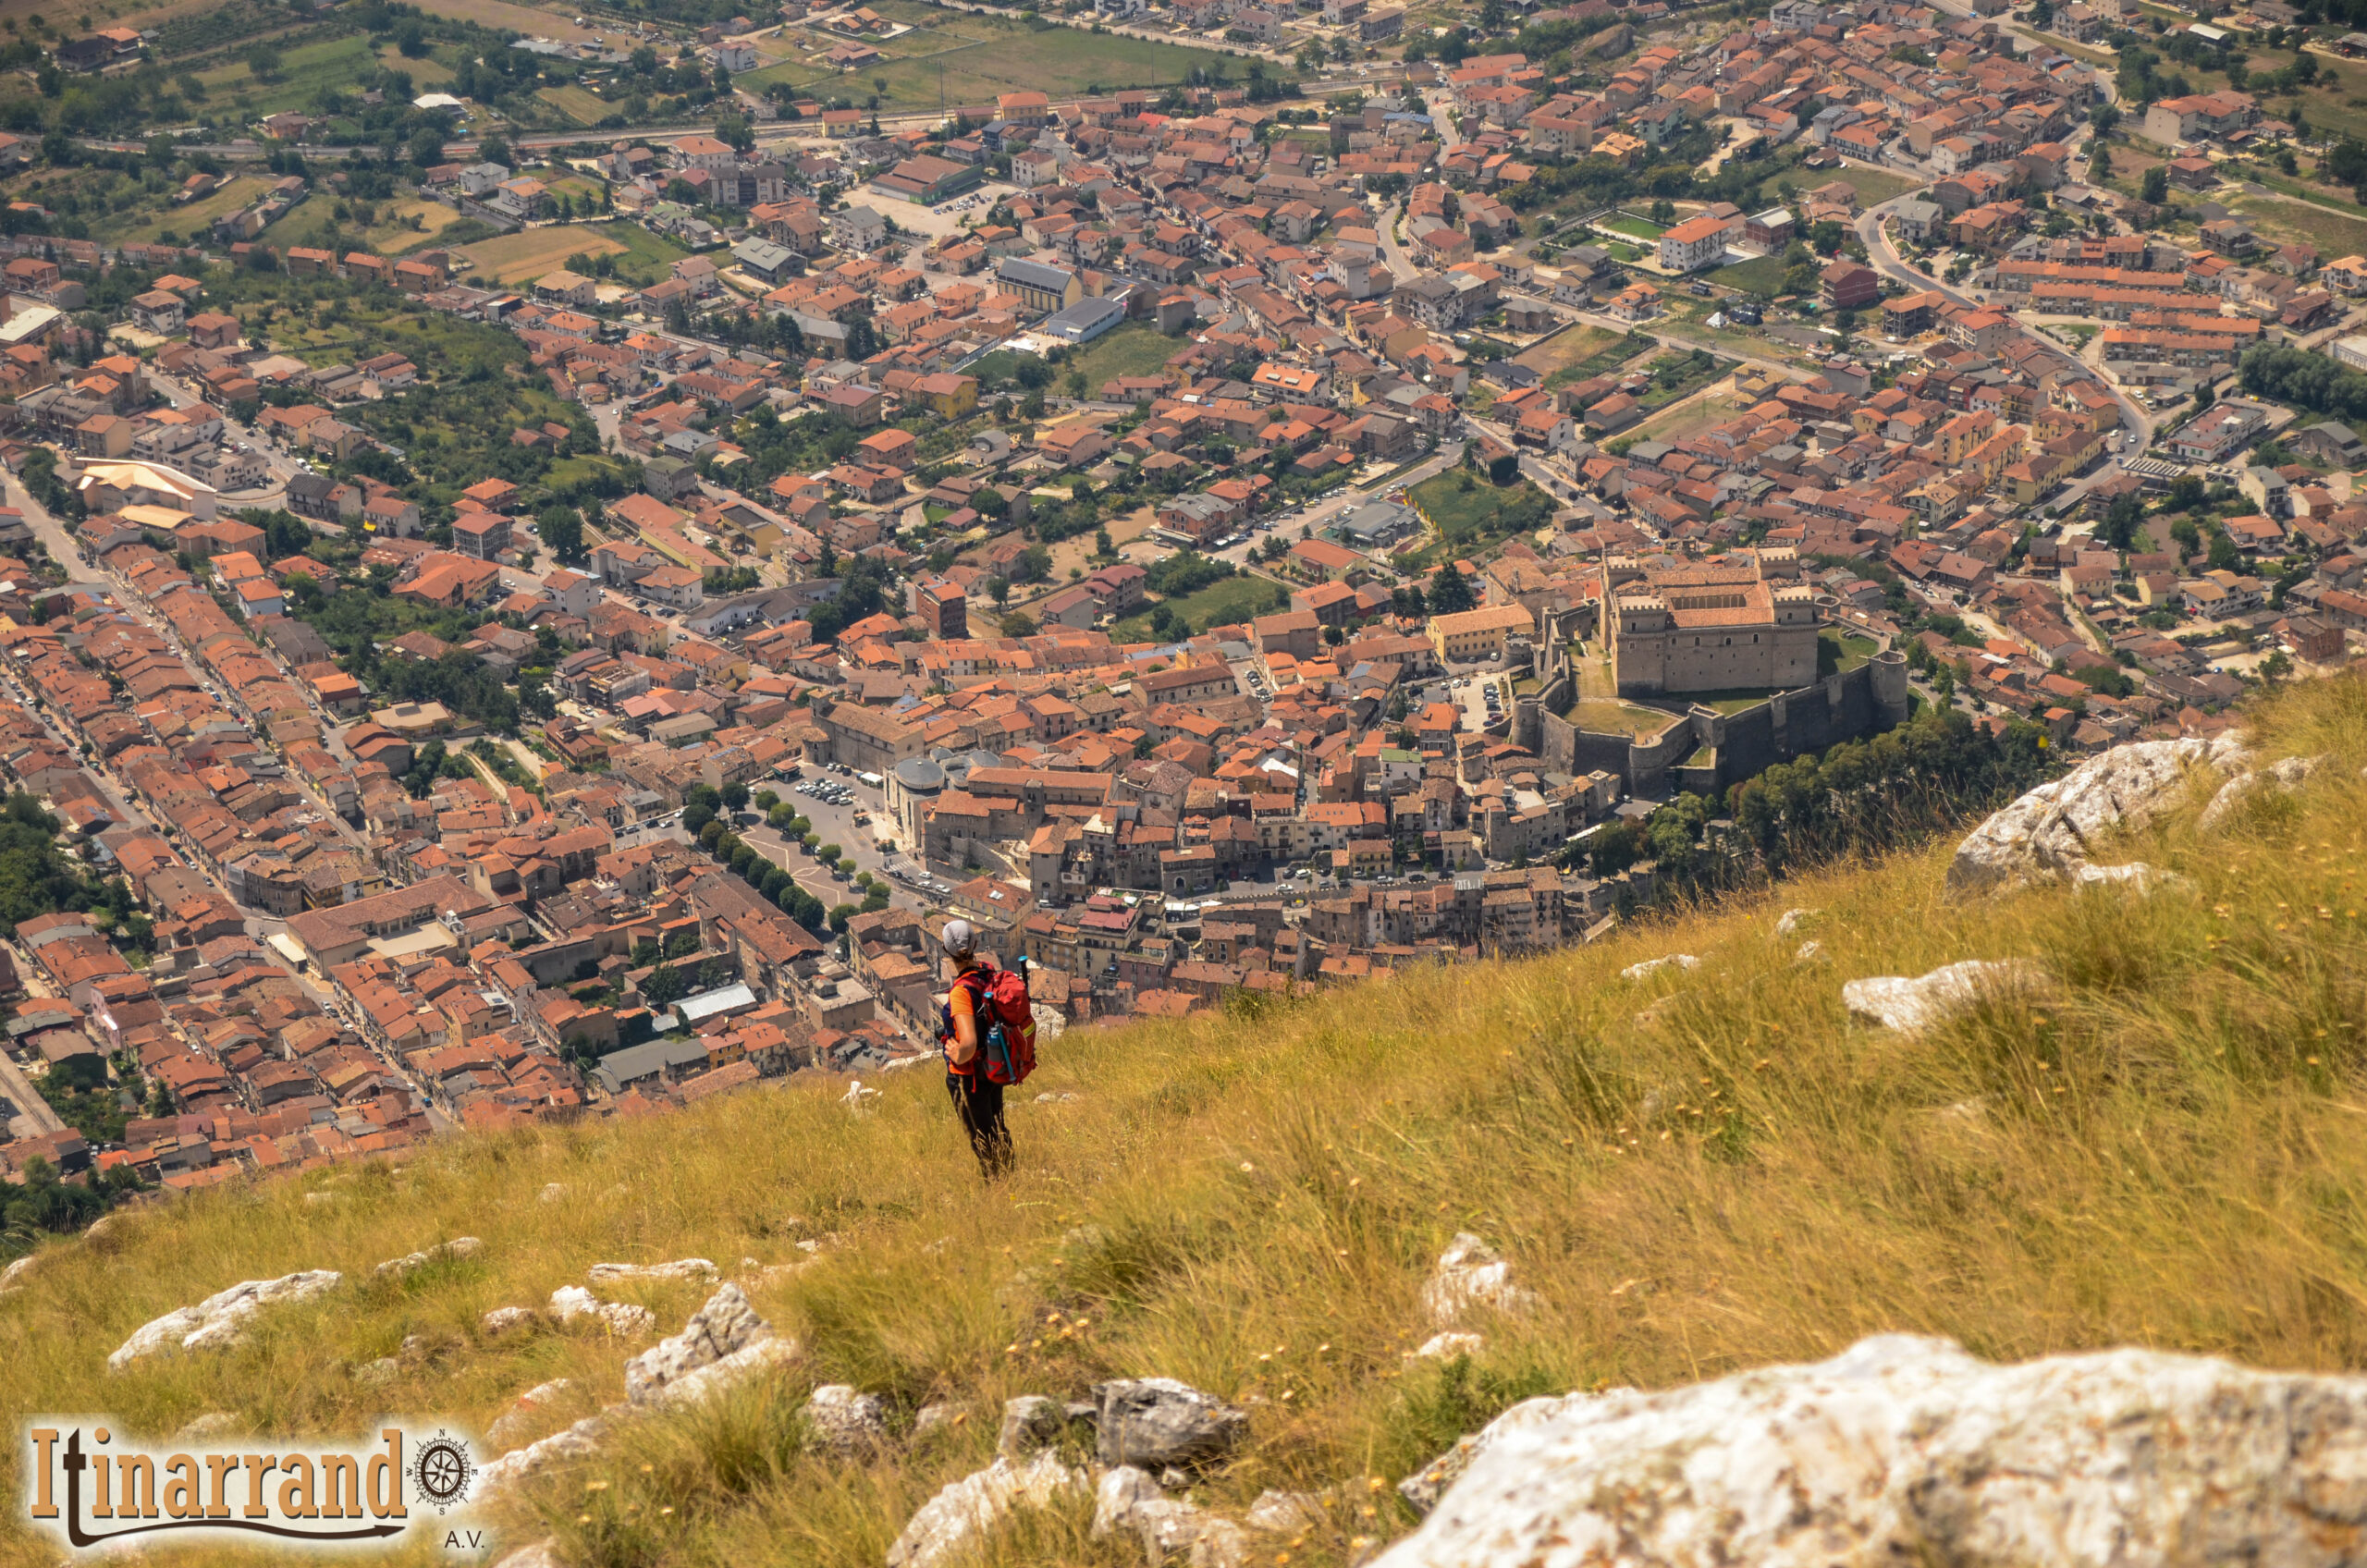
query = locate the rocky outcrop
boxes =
[804,1384,889,1453]
[1774,907,1818,937]
[1418,1233,1534,1328]
[1380,1333,2367,1567]
[548,1286,656,1336]
[1092,1378,1248,1470]
[623,1283,769,1405]
[107,1270,342,1372]
[1843,959,2045,1034]
[885,1452,1088,1568]
[485,1378,575,1449]
[647,1338,801,1412]
[2200,753,2328,831]
[481,1305,541,1339]
[1408,1331,1486,1361]
[586,1258,716,1286]
[998,1394,1066,1457]
[373,1237,481,1280]
[1092,1466,1251,1567]
[477,1413,611,1497]
[1947,733,2250,893]
[1621,954,1699,982]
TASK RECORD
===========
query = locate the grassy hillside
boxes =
[10,676,2367,1566]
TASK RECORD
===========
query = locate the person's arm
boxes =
[948,978,979,1066]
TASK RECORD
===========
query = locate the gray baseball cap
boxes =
[940,918,977,958]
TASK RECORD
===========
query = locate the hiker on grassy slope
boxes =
[938,917,1020,1177]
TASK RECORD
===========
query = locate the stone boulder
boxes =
[804,1384,889,1453]
[1947,734,2250,893]
[480,1305,541,1339]
[586,1258,716,1286]
[999,1394,1066,1457]
[0,1253,40,1293]
[1092,1378,1249,1470]
[108,1270,343,1372]
[2200,753,2327,831]
[1620,954,1699,983]
[623,1283,770,1405]
[1418,1233,1534,1329]
[477,1413,611,1498]
[1091,1465,1251,1567]
[646,1337,801,1412]
[1842,959,2045,1034]
[1378,1333,2367,1568]
[486,1378,575,1449]
[1774,907,1818,938]
[373,1236,482,1280]
[885,1452,1088,1568]
[1407,1331,1486,1361]
[548,1286,656,1337]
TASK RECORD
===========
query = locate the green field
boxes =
[196,32,384,119]
[89,174,272,246]
[1713,253,1790,297]
[1110,570,1285,642]
[1599,214,1666,240]
[1066,323,1185,391]
[1404,469,1556,566]
[743,3,1238,108]
[1822,164,1926,208]
[535,84,614,124]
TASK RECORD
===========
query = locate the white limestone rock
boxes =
[1407,1331,1486,1361]
[1793,939,1826,964]
[1947,732,2251,893]
[647,1336,801,1412]
[804,1383,889,1453]
[485,1378,575,1449]
[886,1451,1089,1568]
[537,1182,569,1204]
[108,1269,343,1372]
[1418,1232,1535,1329]
[1774,906,1818,938]
[1377,1333,2367,1568]
[999,1394,1065,1457]
[172,1412,243,1446]
[842,1079,881,1112]
[0,1252,40,1293]
[1245,1489,1327,1533]
[623,1282,770,1405]
[476,1412,611,1498]
[2200,753,2328,831]
[491,1538,568,1568]
[373,1236,482,1280]
[1620,953,1699,982]
[586,1257,716,1286]
[1091,1464,1250,1566]
[480,1305,541,1339]
[1842,958,2045,1034]
[548,1286,656,1337]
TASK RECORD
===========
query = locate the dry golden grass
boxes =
[10,676,2367,1565]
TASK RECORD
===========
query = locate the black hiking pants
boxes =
[947,1069,1013,1178]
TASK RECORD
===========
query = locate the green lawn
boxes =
[89,175,273,247]
[1404,470,1556,567]
[745,5,1236,109]
[1110,571,1285,642]
[1824,164,1926,208]
[1599,214,1666,240]
[1067,323,1185,392]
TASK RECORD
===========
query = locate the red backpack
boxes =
[952,962,1037,1085]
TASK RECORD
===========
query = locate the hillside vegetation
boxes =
[11,676,2367,1566]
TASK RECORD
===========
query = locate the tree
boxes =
[2140,164,2170,203]
[720,781,750,811]
[2099,492,2145,551]
[1429,565,1477,615]
[643,963,689,1006]
[538,505,584,564]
